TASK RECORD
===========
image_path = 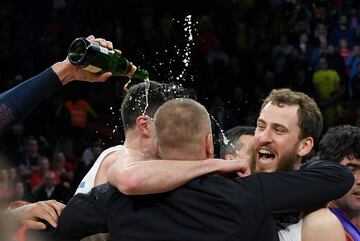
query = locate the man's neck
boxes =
[123,131,155,160]
[160,147,206,161]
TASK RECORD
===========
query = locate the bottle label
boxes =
[99,46,109,55]
[83,65,102,73]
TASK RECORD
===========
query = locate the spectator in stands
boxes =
[339,38,352,65]
[326,43,348,82]
[313,57,343,127]
[18,136,41,179]
[331,14,355,48]
[272,34,293,81]
[347,45,360,98]
[30,156,60,195]
[313,22,328,45]
[36,171,71,203]
[10,180,32,203]
[50,151,74,183]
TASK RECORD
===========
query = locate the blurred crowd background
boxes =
[1,0,360,205]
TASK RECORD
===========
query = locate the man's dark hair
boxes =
[318,125,360,163]
[220,126,255,159]
[121,81,166,131]
[121,81,189,132]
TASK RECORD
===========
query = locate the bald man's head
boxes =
[154,98,212,159]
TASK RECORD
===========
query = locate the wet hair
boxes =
[220,126,255,159]
[154,98,211,150]
[261,88,323,144]
[121,81,189,132]
[318,125,360,162]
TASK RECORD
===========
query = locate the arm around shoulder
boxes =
[107,158,250,195]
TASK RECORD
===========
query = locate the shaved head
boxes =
[154,98,212,157]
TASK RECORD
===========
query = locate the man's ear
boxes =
[205,134,214,158]
[135,116,151,137]
[297,137,314,157]
[225,154,236,160]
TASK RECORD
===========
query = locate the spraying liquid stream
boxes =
[174,15,196,82]
[121,15,196,128]
[142,77,150,116]
[123,76,150,117]
[210,115,230,147]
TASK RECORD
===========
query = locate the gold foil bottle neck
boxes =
[126,63,137,77]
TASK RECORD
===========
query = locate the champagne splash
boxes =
[113,15,198,140]
[173,15,197,82]
[148,15,197,83]
[210,115,230,146]
[142,78,150,116]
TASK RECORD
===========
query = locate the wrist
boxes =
[205,159,222,172]
[6,206,25,226]
[51,59,75,85]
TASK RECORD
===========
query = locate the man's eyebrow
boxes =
[272,123,288,130]
[256,118,265,123]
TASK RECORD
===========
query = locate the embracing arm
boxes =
[255,160,354,214]
[108,158,250,195]
[32,184,113,241]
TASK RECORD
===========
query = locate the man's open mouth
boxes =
[258,148,276,161]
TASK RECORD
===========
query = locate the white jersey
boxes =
[75,145,126,195]
[278,219,303,241]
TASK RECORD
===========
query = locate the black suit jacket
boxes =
[42,160,353,241]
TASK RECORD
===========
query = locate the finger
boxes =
[102,40,112,49]
[236,171,247,177]
[25,220,47,230]
[106,41,114,50]
[46,200,65,216]
[86,35,95,41]
[41,210,58,228]
[237,167,251,177]
[93,38,108,47]
[94,38,113,50]
[98,72,112,82]
[39,203,58,228]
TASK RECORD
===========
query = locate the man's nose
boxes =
[258,128,273,143]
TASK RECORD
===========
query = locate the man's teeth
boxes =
[259,149,272,154]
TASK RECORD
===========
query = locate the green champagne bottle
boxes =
[67,37,149,80]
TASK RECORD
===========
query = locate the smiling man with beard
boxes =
[252,88,350,241]
[253,88,322,173]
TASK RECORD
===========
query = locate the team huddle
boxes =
[1,36,359,241]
